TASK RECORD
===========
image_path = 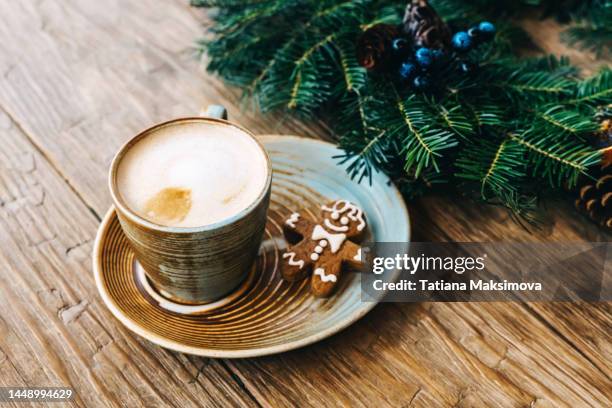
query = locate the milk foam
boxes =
[116,121,268,227]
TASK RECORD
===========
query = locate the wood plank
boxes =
[0,0,329,215]
[226,300,610,407]
[412,195,612,376]
[224,201,611,407]
[0,1,610,407]
[416,15,612,406]
[0,331,44,408]
[523,302,611,379]
[0,110,258,407]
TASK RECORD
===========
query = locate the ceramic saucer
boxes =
[93,135,410,358]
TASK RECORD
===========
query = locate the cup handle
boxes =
[200,105,228,120]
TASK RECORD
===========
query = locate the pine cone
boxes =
[574,163,612,228]
[593,108,612,167]
[402,0,452,50]
[356,23,400,71]
[593,118,612,148]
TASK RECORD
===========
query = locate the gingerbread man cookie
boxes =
[281,200,366,297]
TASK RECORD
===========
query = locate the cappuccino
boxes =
[116,121,268,228]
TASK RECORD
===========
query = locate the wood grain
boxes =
[411,195,612,377]
[0,0,610,407]
[224,201,611,407]
[0,110,258,407]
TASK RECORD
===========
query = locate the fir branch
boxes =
[456,136,525,198]
[195,0,610,227]
[508,133,580,170]
[359,6,402,31]
[309,0,367,27]
[498,191,541,229]
[392,91,458,176]
[335,39,367,93]
[516,55,577,78]
[345,127,389,182]
[437,103,475,139]
[296,33,337,68]
[397,98,433,157]
[460,99,504,128]
[535,105,599,135]
[355,93,372,135]
[246,47,284,96]
[508,130,601,186]
[287,70,303,109]
[499,71,573,99]
[241,1,363,96]
[337,91,393,183]
[482,139,510,192]
[429,0,611,55]
[210,0,292,36]
[570,68,612,104]
[284,35,338,112]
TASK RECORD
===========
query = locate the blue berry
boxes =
[478,21,496,35]
[392,38,409,52]
[415,47,433,67]
[478,21,495,41]
[431,49,444,60]
[399,61,418,80]
[413,75,430,90]
[468,27,480,39]
[452,31,472,52]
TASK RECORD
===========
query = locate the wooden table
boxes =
[0,2,610,407]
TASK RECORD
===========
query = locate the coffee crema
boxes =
[116,121,268,228]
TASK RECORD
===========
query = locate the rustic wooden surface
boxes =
[0,1,610,407]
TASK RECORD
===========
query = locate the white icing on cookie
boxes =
[354,247,362,262]
[314,268,337,283]
[282,252,304,269]
[324,218,349,232]
[285,212,300,228]
[310,253,319,261]
[319,240,327,247]
[311,225,346,254]
[314,245,323,254]
[321,200,366,232]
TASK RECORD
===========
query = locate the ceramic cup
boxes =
[108,106,272,304]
